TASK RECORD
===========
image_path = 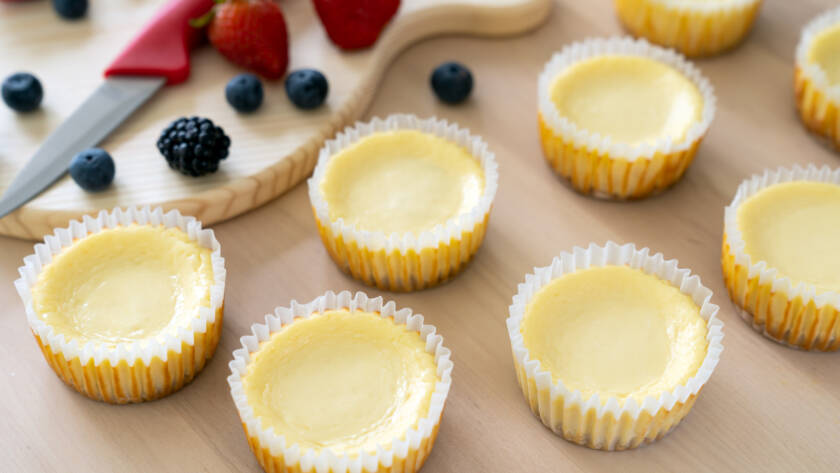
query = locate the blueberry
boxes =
[69,148,115,192]
[431,62,473,104]
[52,0,87,19]
[225,73,263,113]
[285,69,329,110]
[2,72,43,112]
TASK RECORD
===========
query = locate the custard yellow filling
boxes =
[520,266,707,402]
[320,130,484,235]
[808,22,840,85]
[549,56,703,146]
[737,181,840,294]
[31,224,214,344]
[242,310,439,454]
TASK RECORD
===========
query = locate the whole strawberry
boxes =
[205,0,289,80]
[313,0,400,50]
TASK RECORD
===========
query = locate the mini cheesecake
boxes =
[548,55,703,148]
[16,207,226,403]
[507,243,723,450]
[521,266,708,403]
[723,166,840,350]
[795,6,840,149]
[32,225,214,344]
[615,0,762,57]
[538,38,715,199]
[320,129,484,236]
[228,291,452,473]
[308,114,498,291]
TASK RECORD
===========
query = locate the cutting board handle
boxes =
[104,0,215,85]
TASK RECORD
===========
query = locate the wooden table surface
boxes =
[2,0,839,471]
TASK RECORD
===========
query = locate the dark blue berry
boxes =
[2,72,43,113]
[69,148,115,192]
[431,62,473,104]
[52,0,88,19]
[225,73,263,113]
[285,69,329,110]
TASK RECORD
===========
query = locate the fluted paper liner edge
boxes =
[634,0,759,13]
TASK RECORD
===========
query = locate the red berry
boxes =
[207,0,289,80]
[312,0,400,50]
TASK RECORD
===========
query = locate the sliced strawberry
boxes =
[312,0,400,50]
[205,0,289,80]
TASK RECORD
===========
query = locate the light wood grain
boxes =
[0,0,551,240]
[2,0,839,472]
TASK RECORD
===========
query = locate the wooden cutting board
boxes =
[0,0,551,240]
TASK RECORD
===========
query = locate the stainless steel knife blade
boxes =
[0,76,165,219]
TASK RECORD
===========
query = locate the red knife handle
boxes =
[104,0,215,85]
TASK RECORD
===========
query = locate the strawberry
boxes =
[200,0,289,80]
[312,0,400,50]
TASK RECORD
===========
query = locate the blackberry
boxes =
[156,117,230,177]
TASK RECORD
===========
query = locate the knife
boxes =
[0,0,215,219]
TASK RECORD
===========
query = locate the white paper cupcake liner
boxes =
[307,114,499,254]
[724,165,840,313]
[15,206,226,368]
[538,37,716,161]
[228,290,453,473]
[506,242,724,450]
[644,0,759,12]
[796,6,840,105]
